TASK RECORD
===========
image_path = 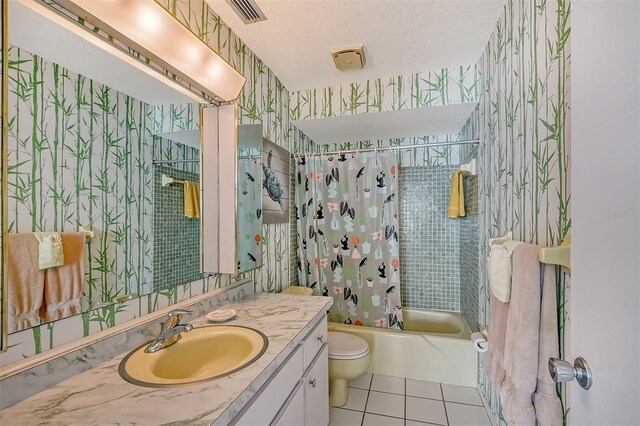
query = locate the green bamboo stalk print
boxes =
[6,0,300,366]
[30,54,39,232]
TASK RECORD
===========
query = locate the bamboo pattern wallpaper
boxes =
[2,0,307,365]
[290,65,479,120]
[476,0,571,424]
[8,46,155,306]
[0,4,4,352]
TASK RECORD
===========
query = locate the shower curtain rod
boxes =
[293,139,480,157]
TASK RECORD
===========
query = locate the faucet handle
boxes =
[159,309,193,331]
[167,309,193,321]
[167,309,193,318]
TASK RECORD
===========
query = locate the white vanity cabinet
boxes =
[303,345,329,426]
[232,316,329,426]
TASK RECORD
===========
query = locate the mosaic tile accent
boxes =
[460,174,480,331]
[399,166,461,311]
[153,165,207,292]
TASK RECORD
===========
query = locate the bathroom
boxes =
[0,1,638,426]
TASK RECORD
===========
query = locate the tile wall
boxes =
[153,165,207,292]
[399,166,461,311]
[459,175,480,331]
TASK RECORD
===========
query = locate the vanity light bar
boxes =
[55,0,246,102]
[16,0,210,104]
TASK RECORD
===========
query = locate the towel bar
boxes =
[538,235,571,275]
[79,225,95,241]
[460,158,477,175]
[161,174,186,187]
[450,159,477,180]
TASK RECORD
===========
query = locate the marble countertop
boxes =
[0,293,333,425]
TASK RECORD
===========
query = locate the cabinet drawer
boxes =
[304,345,329,426]
[233,345,303,426]
[303,317,327,371]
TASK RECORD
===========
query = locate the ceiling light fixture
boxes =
[55,0,246,102]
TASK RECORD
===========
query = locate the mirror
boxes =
[200,105,262,275]
[236,108,263,273]
[4,1,207,334]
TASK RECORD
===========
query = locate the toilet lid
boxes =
[328,332,369,360]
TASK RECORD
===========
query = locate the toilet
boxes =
[328,331,370,407]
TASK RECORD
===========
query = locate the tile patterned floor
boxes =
[329,374,492,426]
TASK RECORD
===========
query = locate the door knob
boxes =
[548,357,593,390]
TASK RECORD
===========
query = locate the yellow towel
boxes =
[41,232,86,323]
[184,180,200,218]
[33,232,64,269]
[447,169,466,218]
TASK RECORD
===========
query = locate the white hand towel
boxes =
[488,239,522,302]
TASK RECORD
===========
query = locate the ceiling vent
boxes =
[226,0,267,24]
[332,45,366,71]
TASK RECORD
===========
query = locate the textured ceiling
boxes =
[292,103,478,145]
[206,0,504,91]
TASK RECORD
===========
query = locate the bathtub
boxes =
[328,308,477,387]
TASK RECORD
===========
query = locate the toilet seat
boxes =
[328,332,369,360]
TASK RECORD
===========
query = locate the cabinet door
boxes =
[274,382,304,426]
[304,345,329,426]
[233,346,303,426]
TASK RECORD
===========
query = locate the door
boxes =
[571,2,640,425]
[305,345,329,426]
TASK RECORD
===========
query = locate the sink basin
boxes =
[119,325,268,387]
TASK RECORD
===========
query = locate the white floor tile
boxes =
[362,413,404,426]
[406,379,442,400]
[342,387,369,412]
[441,384,483,406]
[446,402,492,426]
[329,407,364,426]
[365,390,405,419]
[370,374,405,395]
[406,396,448,425]
[348,372,373,390]
[406,421,440,426]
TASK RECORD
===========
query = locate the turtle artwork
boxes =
[261,138,290,223]
[263,149,284,209]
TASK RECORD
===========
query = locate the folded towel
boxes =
[447,169,466,218]
[7,233,45,332]
[486,294,508,391]
[41,232,86,323]
[502,243,541,426]
[533,264,563,425]
[488,239,523,302]
[184,180,200,218]
[33,232,64,269]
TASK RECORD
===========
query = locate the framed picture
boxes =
[261,138,290,223]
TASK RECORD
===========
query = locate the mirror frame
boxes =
[201,103,263,275]
[1,0,7,353]
[0,0,247,352]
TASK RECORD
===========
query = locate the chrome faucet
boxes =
[145,309,194,353]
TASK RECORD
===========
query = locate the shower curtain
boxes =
[295,151,403,330]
